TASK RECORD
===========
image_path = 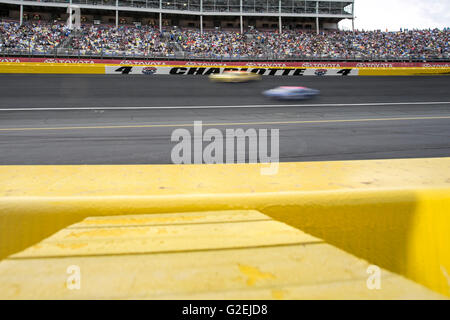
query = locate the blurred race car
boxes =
[209,70,261,83]
[263,86,320,100]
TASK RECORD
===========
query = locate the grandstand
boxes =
[1,20,448,61]
[0,0,354,33]
[0,0,449,61]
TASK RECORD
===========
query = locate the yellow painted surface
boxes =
[0,63,104,74]
[358,68,450,76]
[12,219,319,259]
[0,62,449,75]
[0,210,444,299]
[0,158,449,296]
[73,210,268,227]
[157,277,446,300]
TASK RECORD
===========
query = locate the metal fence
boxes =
[1,47,449,62]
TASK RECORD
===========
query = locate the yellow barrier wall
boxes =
[358,68,450,76]
[0,63,105,74]
[1,210,445,299]
[1,62,449,75]
[0,158,449,296]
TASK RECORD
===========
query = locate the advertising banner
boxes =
[2,57,450,68]
[104,65,359,76]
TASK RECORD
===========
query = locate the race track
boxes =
[0,74,449,165]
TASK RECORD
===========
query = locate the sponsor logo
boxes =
[356,63,393,68]
[315,69,328,76]
[302,63,341,68]
[186,61,228,66]
[142,66,157,75]
[0,58,21,63]
[43,58,95,64]
[120,60,166,66]
[246,62,287,68]
[423,63,450,68]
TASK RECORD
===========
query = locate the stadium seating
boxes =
[1,20,448,59]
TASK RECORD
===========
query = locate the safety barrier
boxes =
[0,209,445,299]
[1,62,449,76]
[2,57,450,68]
[0,63,104,74]
[358,68,450,76]
[0,158,449,297]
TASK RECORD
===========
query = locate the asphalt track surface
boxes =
[0,74,449,165]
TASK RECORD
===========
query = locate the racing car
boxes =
[209,70,262,83]
[262,86,320,100]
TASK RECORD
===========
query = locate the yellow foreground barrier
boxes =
[0,158,449,297]
[0,210,445,299]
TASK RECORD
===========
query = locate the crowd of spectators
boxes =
[68,24,173,56]
[0,21,69,53]
[254,28,449,59]
[1,20,448,59]
[172,29,266,57]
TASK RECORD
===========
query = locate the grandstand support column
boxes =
[352,1,355,33]
[200,16,203,35]
[200,0,203,34]
[316,1,319,34]
[316,16,319,34]
[19,4,23,26]
[115,0,118,28]
[278,0,281,33]
[240,0,243,33]
[159,0,162,30]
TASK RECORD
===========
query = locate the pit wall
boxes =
[1,62,450,76]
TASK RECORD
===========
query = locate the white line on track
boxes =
[0,101,449,111]
[2,116,450,132]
